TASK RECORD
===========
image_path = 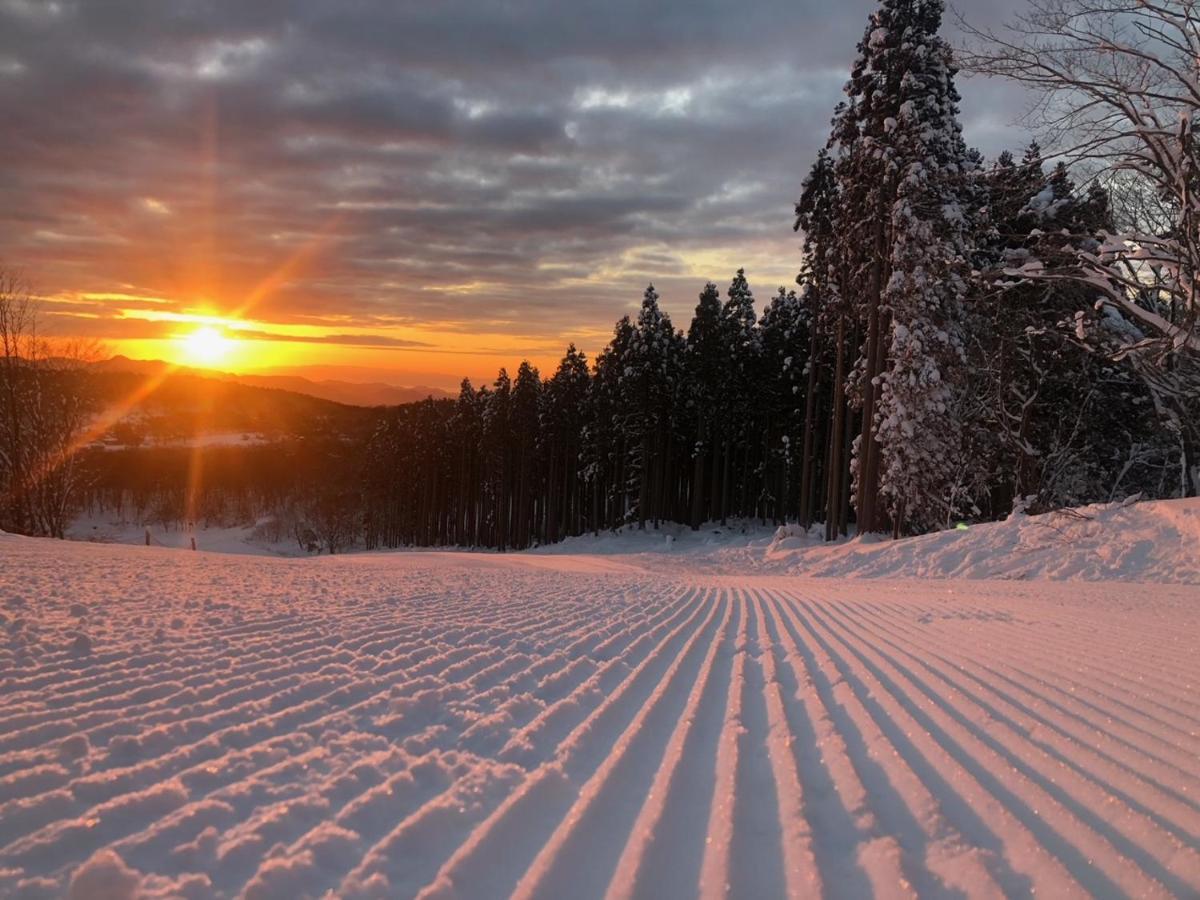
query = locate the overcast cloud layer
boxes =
[0,0,1032,378]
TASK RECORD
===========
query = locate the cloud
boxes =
[230,329,433,349]
[0,0,1036,369]
[38,306,433,351]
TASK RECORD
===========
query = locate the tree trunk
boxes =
[825,315,847,541]
[857,207,888,535]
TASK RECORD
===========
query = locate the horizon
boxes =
[0,0,1026,386]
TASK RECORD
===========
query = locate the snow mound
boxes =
[770,497,1200,583]
[527,498,1200,583]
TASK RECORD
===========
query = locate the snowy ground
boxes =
[68,497,1200,582]
[67,515,297,558]
[2,522,1198,898]
[533,497,1200,584]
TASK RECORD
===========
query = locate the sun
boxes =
[179,326,235,367]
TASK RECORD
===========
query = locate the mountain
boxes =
[85,364,370,441]
[230,374,447,407]
[92,356,450,407]
[241,363,460,389]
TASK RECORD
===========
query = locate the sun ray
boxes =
[16,362,182,508]
[228,213,345,322]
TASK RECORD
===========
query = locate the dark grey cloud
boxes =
[232,329,433,349]
[0,0,1036,368]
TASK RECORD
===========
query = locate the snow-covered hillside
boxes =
[0,534,1197,898]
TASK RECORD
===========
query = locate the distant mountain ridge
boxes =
[92,356,450,407]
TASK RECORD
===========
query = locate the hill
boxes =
[84,365,375,442]
[92,356,449,408]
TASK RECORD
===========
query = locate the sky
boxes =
[0,0,1029,388]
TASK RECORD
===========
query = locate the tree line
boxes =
[360,277,814,550]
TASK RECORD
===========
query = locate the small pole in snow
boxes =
[145,528,151,546]
[190,536,197,551]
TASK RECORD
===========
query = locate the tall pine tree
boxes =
[830,0,975,534]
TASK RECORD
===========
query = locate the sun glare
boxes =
[180,326,235,367]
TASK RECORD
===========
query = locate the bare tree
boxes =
[0,270,37,533]
[295,486,359,554]
[960,0,1200,495]
[0,268,98,537]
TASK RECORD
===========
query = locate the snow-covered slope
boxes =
[65,497,1200,584]
[534,498,1200,584]
[0,536,1197,898]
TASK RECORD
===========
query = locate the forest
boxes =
[2,0,1198,552]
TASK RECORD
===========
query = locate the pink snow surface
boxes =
[0,534,1198,898]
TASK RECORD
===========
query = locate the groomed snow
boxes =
[1,531,1198,898]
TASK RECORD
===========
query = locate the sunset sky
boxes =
[0,0,1025,389]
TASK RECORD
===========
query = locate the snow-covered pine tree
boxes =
[795,148,848,536]
[831,0,976,534]
[877,37,975,532]
[685,282,725,528]
[510,361,542,548]
[450,378,482,546]
[829,10,901,536]
[584,316,635,531]
[483,368,511,548]
[541,344,590,541]
[716,270,761,525]
[758,286,809,523]
[621,285,685,529]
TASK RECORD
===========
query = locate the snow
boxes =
[536,498,1200,584]
[91,432,268,452]
[66,498,1200,584]
[1,502,1198,898]
[66,515,297,557]
[764,498,1200,582]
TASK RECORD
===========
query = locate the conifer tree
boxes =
[451,378,481,545]
[483,369,511,548]
[829,0,975,534]
[511,361,541,547]
[759,287,809,522]
[685,283,725,528]
[716,270,760,524]
[622,285,684,528]
[796,149,848,536]
[542,344,590,540]
[584,316,635,529]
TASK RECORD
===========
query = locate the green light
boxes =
[955,522,969,531]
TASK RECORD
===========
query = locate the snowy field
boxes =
[68,497,1200,583]
[1,527,1199,898]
